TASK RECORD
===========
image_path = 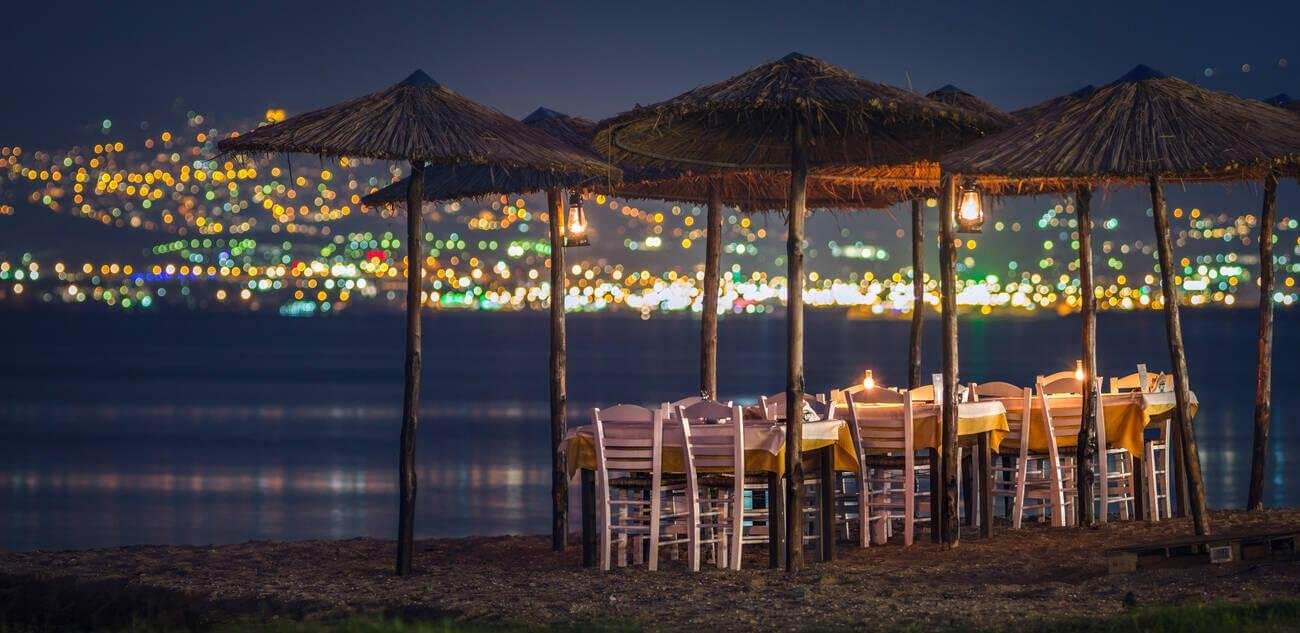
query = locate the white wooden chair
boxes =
[673,399,776,557]
[1033,379,1084,527]
[1111,364,1173,521]
[972,381,1028,521]
[985,383,1076,528]
[757,391,829,552]
[1092,381,1137,522]
[592,405,687,571]
[679,404,758,571]
[839,385,927,546]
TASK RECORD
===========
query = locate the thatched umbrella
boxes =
[596,52,1001,564]
[944,64,1300,534]
[351,103,615,560]
[218,70,608,574]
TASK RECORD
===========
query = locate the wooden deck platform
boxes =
[1106,528,1300,574]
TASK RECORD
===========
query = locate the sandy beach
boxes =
[2,509,1299,631]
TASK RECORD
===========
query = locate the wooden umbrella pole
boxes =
[396,160,425,576]
[1248,170,1279,511]
[547,188,569,550]
[1149,175,1211,536]
[700,178,724,399]
[909,198,925,389]
[784,111,808,575]
[938,175,959,546]
[1075,186,1098,527]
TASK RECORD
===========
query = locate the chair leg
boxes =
[904,464,916,547]
[1012,457,1027,530]
[613,492,628,568]
[1118,453,1132,521]
[1144,442,1158,522]
[858,472,870,548]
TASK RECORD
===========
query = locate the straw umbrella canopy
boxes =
[1010,85,1097,122]
[596,52,1002,565]
[218,70,608,575]
[944,64,1300,534]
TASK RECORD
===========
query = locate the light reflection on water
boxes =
[0,310,1297,551]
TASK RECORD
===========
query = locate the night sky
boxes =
[3,0,1299,274]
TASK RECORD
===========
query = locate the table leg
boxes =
[1131,453,1146,521]
[978,432,993,538]
[767,471,784,569]
[928,448,942,543]
[1170,422,1189,518]
[962,450,975,527]
[819,446,835,562]
[581,469,596,568]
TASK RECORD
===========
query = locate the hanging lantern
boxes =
[563,190,590,248]
[956,180,984,233]
[1074,359,1085,381]
[861,369,875,391]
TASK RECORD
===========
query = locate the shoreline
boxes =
[3,509,1299,632]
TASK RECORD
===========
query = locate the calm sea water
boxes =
[1,309,1296,551]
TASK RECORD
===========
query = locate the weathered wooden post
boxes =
[909,198,925,389]
[1076,186,1098,527]
[938,175,959,546]
[1248,169,1279,511]
[396,161,425,576]
[1149,174,1211,536]
[547,187,568,550]
[700,179,724,399]
[784,111,809,574]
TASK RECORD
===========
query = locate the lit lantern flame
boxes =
[862,369,875,391]
[956,180,984,233]
[564,190,590,248]
[1074,360,1085,381]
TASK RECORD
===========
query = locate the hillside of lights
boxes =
[1,108,1298,318]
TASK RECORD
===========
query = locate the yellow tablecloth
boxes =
[563,419,859,478]
[991,391,1198,456]
[833,400,1010,454]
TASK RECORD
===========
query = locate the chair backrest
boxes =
[1039,375,1082,395]
[842,384,906,404]
[673,399,734,424]
[972,381,1024,400]
[1112,364,1170,394]
[908,384,936,402]
[758,391,827,420]
[844,389,914,456]
[1035,378,1106,441]
[592,405,663,482]
[669,395,706,410]
[1039,370,1076,384]
[595,404,656,424]
[680,404,745,480]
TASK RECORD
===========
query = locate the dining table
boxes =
[979,389,1199,521]
[832,398,1011,538]
[563,416,859,568]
